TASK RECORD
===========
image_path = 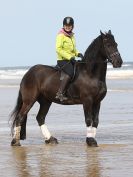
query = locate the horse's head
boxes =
[100,30,123,68]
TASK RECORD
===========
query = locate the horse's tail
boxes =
[10,90,22,134]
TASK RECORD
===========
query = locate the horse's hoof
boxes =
[86,137,98,147]
[45,136,58,144]
[11,139,21,146]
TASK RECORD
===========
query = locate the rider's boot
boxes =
[55,73,71,102]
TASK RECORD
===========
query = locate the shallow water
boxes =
[0,79,133,177]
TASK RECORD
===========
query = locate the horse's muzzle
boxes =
[111,56,123,68]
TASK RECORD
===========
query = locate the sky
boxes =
[0,0,133,67]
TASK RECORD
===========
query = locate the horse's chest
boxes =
[97,81,107,100]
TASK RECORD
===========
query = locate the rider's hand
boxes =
[78,53,84,60]
[70,57,76,64]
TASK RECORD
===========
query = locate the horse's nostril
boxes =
[117,59,122,67]
[117,60,120,65]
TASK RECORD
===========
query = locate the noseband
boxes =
[109,51,120,58]
[106,51,120,64]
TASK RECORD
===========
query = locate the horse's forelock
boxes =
[105,33,114,40]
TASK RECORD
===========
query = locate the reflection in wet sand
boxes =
[85,148,101,177]
[11,144,103,177]
[9,143,133,177]
[0,134,132,177]
[11,147,31,177]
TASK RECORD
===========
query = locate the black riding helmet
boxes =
[63,17,74,26]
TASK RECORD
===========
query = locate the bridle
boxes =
[103,38,120,64]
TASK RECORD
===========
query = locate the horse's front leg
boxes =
[83,99,98,147]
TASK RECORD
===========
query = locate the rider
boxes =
[55,16,83,102]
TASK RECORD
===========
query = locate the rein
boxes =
[78,59,109,64]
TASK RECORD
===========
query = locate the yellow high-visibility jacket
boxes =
[56,29,79,60]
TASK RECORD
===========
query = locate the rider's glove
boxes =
[70,57,76,64]
[78,53,84,60]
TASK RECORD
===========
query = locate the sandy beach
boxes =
[0,75,133,177]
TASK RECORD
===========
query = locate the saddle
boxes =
[54,62,77,82]
[53,62,80,99]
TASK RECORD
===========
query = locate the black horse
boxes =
[11,30,123,147]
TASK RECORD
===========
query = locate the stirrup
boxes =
[55,92,68,102]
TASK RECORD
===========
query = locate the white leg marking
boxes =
[91,127,97,138]
[87,126,97,138]
[13,126,21,139]
[40,124,51,140]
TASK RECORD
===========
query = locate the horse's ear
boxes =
[108,30,112,35]
[100,30,105,37]
[100,30,103,35]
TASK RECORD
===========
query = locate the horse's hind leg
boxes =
[11,102,34,146]
[20,114,27,140]
[36,98,58,144]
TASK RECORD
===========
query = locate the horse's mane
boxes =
[81,35,103,74]
[83,35,102,63]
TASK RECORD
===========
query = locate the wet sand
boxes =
[0,84,133,177]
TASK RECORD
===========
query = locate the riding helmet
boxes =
[63,17,74,26]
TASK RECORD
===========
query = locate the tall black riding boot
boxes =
[55,74,71,102]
